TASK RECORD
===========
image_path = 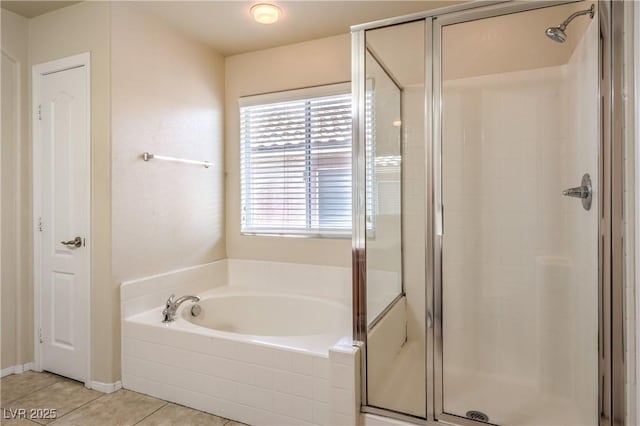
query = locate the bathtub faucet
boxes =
[162,294,200,323]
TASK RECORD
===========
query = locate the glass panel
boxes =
[365,19,426,418]
[440,3,599,425]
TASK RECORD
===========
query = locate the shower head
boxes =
[545,4,594,43]
[545,26,567,43]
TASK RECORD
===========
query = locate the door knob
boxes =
[60,236,82,248]
[562,173,592,211]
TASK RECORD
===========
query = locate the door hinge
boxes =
[37,217,44,232]
[39,328,43,344]
[37,105,42,121]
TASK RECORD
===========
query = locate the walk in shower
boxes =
[352,1,625,425]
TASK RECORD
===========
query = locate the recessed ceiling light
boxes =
[250,3,281,25]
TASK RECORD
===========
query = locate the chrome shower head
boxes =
[545,26,567,43]
[545,4,594,43]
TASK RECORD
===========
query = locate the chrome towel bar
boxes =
[142,152,211,168]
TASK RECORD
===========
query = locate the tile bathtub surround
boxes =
[328,342,361,426]
[120,259,354,426]
[120,260,228,319]
[226,259,350,304]
[122,320,333,426]
[0,371,245,426]
[121,259,351,320]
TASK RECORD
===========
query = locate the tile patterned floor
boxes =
[0,372,248,426]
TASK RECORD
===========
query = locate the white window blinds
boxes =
[240,84,352,237]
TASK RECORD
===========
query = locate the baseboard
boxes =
[0,366,14,378]
[0,362,34,378]
[89,380,122,394]
[0,366,122,395]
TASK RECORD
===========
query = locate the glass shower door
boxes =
[436,2,599,425]
[363,19,427,418]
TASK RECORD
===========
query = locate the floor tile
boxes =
[0,373,63,407]
[135,403,228,426]
[50,390,165,426]
[4,380,101,425]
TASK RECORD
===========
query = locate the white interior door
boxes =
[34,54,90,383]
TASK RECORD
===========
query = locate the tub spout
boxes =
[162,294,201,323]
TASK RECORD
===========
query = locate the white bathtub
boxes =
[183,292,348,339]
[122,282,351,426]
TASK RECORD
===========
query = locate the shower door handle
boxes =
[562,173,592,210]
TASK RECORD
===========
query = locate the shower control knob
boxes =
[563,187,589,198]
[562,173,592,211]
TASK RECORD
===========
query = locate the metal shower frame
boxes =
[351,1,628,425]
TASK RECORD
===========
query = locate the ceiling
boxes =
[2,0,590,66]
[1,1,80,18]
[1,0,464,56]
[0,0,466,55]
[127,1,462,56]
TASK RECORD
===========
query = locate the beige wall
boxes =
[111,3,225,284]
[29,1,113,382]
[1,9,31,371]
[225,34,352,267]
[111,3,226,375]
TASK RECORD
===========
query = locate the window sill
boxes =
[240,230,352,240]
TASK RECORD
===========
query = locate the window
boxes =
[240,83,352,237]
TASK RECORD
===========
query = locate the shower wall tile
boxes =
[441,14,599,425]
[442,66,571,384]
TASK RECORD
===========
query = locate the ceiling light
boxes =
[251,3,281,24]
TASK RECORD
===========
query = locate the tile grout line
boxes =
[130,398,240,426]
[45,387,107,425]
[3,374,248,426]
[130,400,169,425]
[0,376,68,409]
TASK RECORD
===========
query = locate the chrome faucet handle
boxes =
[162,294,199,323]
[162,294,176,323]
